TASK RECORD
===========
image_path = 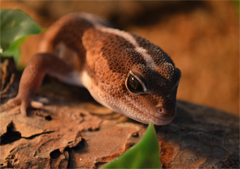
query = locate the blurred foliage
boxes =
[232,0,239,16]
[0,9,42,65]
[102,121,161,169]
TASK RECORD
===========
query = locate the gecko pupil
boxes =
[127,75,143,93]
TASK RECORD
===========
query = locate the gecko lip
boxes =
[142,105,175,125]
[146,112,174,125]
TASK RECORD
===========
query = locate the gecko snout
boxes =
[157,107,175,119]
[152,105,176,125]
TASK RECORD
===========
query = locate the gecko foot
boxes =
[7,96,49,116]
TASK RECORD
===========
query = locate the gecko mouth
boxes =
[145,112,174,125]
[137,109,173,125]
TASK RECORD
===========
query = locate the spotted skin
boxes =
[8,12,181,125]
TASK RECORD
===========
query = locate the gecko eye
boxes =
[127,74,144,93]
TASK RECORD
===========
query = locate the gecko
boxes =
[7,13,181,125]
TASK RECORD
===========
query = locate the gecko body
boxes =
[8,13,181,125]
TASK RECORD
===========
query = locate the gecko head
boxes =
[85,29,181,125]
[92,46,181,125]
[121,62,181,125]
[93,56,181,126]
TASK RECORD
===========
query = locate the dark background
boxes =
[1,0,239,116]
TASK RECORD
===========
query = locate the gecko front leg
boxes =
[7,53,73,116]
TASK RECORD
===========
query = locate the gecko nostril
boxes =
[157,107,165,114]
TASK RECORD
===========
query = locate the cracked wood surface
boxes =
[0,58,239,168]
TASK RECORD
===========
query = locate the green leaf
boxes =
[102,121,161,169]
[1,36,27,64]
[0,9,42,63]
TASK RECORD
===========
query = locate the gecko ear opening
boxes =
[126,72,147,94]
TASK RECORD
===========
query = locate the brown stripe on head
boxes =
[131,33,175,67]
[130,33,179,84]
[83,27,146,75]
[157,62,175,80]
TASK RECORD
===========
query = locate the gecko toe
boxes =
[7,97,21,105]
[31,101,44,109]
[36,97,49,104]
[21,102,30,116]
